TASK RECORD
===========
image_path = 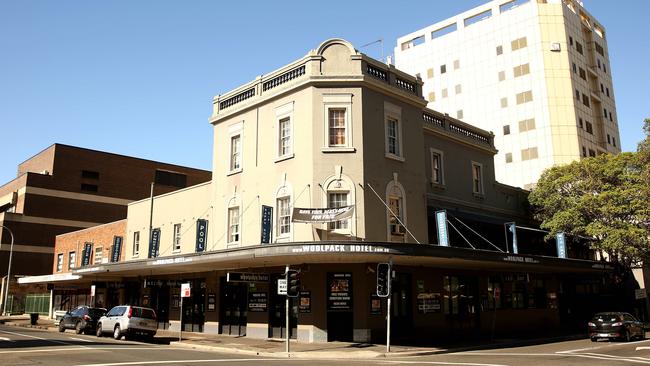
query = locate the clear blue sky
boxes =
[1,1,647,185]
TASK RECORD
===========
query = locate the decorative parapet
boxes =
[423,110,494,148]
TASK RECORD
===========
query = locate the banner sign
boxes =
[81,242,93,267]
[196,219,208,252]
[506,222,518,254]
[110,236,123,263]
[435,210,449,246]
[292,206,354,223]
[248,292,268,312]
[327,273,352,312]
[227,272,270,283]
[556,232,567,259]
[148,228,161,258]
[261,205,273,244]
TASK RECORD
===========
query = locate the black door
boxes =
[269,275,297,339]
[391,272,413,340]
[182,280,206,332]
[219,277,248,336]
[151,285,170,330]
[326,273,353,342]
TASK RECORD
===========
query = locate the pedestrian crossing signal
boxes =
[377,263,391,297]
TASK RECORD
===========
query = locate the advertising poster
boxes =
[299,291,311,313]
[327,273,352,311]
[248,292,268,312]
[417,292,441,314]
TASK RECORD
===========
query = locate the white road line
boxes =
[0,336,13,342]
[68,337,96,343]
[0,346,158,354]
[381,361,508,366]
[74,359,290,366]
[638,347,650,351]
[557,339,650,353]
[570,354,650,364]
[0,329,90,347]
[456,351,650,364]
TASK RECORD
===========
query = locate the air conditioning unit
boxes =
[391,224,405,235]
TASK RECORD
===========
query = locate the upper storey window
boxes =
[323,94,353,152]
[384,102,403,161]
[328,109,346,146]
[275,102,294,161]
[228,121,244,174]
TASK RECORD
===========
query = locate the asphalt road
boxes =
[2,324,650,365]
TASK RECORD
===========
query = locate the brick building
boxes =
[0,143,211,313]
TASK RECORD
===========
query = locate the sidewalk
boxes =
[0,315,585,359]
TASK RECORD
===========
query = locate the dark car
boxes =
[58,306,107,334]
[588,312,645,342]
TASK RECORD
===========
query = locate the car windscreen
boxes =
[132,307,156,319]
[592,313,621,322]
[88,308,106,318]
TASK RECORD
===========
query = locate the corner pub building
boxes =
[24,39,614,343]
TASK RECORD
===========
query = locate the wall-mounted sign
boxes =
[207,293,216,311]
[196,219,208,253]
[148,228,161,259]
[277,279,287,295]
[417,292,441,314]
[110,236,123,263]
[292,206,354,223]
[248,292,268,312]
[299,291,311,313]
[435,210,449,246]
[227,272,270,283]
[327,273,352,312]
[181,283,191,298]
[556,232,567,259]
[370,295,382,315]
[261,205,273,244]
[81,242,93,267]
[290,244,390,254]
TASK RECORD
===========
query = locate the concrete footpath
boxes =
[0,315,585,359]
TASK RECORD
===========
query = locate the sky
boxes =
[0,0,648,185]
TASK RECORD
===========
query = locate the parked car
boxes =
[588,312,645,342]
[58,306,107,334]
[96,305,158,340]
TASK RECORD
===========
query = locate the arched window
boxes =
[322,174,356,235]
[275,182,293,242]
[386,180,407,242]
[226,194,241,245]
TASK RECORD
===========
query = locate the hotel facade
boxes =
[394,0,621,189]
[23,39,616,343]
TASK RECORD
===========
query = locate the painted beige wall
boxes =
[125,181,212,259]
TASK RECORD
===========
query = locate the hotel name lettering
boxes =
[292,244,390,254]
[502,255,540,264]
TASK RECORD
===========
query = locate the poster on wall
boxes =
[299,291,311,313]
[248,292,268,312]
[370,295,382,315]
[327,273,352,311]
[417,293,441,314]
[207,293,216,311]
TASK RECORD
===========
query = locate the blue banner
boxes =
[506,222,518,254]
[435,210,449,246]
[81,242,93,267]
[261,205,273,244]
[111,236,123,263]
[556,232,567,258]
[196,219,208,252]
[148,228,160,258]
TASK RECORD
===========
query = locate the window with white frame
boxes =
[94,246,103,264]
[430,149,444,185]
[56,253,63,272]
[228,207,240,243]
[277,196,291,237]
[68,251,76,270]
[133,231,140,255]
[384,102,403,159]
[386,118,400,156]
[388,196,404,236]
[230,135,242,171]
[278,117,292,157]
[328,108,346,146]
[472,162,484,195]
[328,192,349,230]
[173,223,181,251]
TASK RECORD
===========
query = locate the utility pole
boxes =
[285,265,290,355]
[1,225,15,316]
[148,182,155,256]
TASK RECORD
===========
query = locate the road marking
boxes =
[0,329,91,347]
[74,359,294,366]
[382,361,508,366]
[638,347,650,351]
[69,337,96,343]
[0,346,158,354]
[0,336,13,342]
[456,351,650,364]
[557,339,650,353]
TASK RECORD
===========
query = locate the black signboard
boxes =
[196,219,208,253]
[227,272,270,283]
[248,292,268,312]
[110,236,123,263]
[148,228,160,258]
[207,293,216,311]
[327,273,352,312]
[417,293,441,314]
[299,291,311,313]
[81,242,93,267]
[261,205,273,244]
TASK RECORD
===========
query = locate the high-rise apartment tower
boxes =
[395,0,620,188]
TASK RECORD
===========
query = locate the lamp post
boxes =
[1,225,15,316]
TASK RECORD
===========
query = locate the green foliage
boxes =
[529,151,650,265]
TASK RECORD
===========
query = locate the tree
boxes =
[529,150,650,267]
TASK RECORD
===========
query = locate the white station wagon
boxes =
[96,305,158,340]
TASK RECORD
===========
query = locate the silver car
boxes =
[96,305,158,340]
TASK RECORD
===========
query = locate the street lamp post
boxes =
[1,225,15,316]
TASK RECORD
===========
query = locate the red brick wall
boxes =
[17,144,55,177]
[53,219,127,273]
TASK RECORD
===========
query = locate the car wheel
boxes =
[113,325,122,340]
[625,329,631,342]
[591,337,598,342]
[96,323,103,337]
[58,322,65,333]
[75,321,83,334]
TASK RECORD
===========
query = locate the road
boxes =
[2,324,650,365]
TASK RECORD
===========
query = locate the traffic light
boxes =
[286,269,300,297]
[376,263,391,297]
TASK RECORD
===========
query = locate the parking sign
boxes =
[181,283,191,298]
